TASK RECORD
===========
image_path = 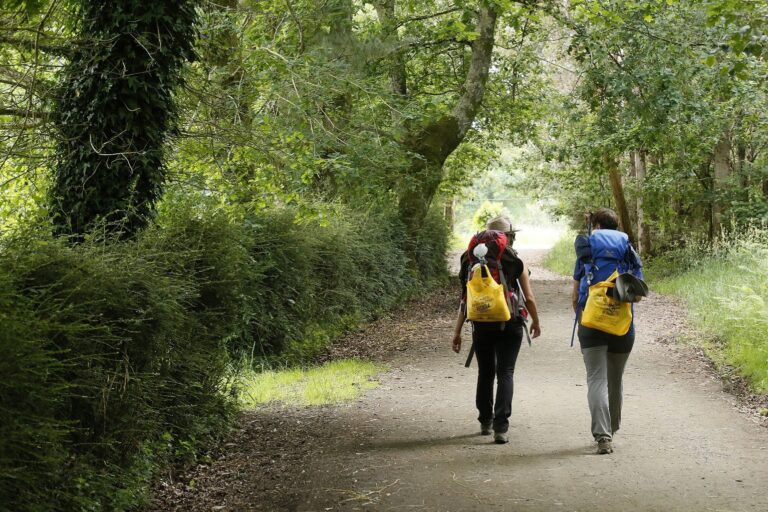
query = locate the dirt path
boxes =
[151,251,768,512]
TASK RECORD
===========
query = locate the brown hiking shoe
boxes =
[597,438,613,454]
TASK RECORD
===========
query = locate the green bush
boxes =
[651,231,768,393]
[0,197,449,511]
[0,222,238,511]
[225,202,448,363]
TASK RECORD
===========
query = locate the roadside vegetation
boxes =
[2,0,767,510]
[651,233,768,394]
[541,234,576,276]
[0,198,446,511]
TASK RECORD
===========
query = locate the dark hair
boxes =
[591,208,619,230]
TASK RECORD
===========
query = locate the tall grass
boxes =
[651,232,768,393]
[542,233,575,276]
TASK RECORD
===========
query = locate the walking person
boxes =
[572,208,644,454]
[452,215,541,444]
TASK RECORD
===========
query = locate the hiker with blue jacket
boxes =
[452,215,541,445]
[572,208,645,455]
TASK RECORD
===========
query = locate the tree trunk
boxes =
[628,151,637,223]
[606,155,637,245]
[373,1,407,97]
[443,197,456,232]
[737,141,748,201]
[398,4,499,235]
[712,132,732,235]
[633,150,650,255]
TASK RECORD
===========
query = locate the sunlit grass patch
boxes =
[240,359,384,407]
[652,235,768,393]
[542,232,575,276]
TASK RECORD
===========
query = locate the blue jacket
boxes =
[573,230,643,309]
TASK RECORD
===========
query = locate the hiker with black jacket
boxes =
[452,215,541,444]
[572,207,645,455]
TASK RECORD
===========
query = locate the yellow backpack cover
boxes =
[580,270,632,335]
[466,265,511,322]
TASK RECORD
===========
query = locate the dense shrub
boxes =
[0,198,449,511]
[0,226,237,511]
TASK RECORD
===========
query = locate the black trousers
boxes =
[473,322,524,433]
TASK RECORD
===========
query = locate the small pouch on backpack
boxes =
[581,270,632,336]
[466,265,512,322]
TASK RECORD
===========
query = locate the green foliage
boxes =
[49,0,197,237]
[167,0,547,233]
[0,195,448,510]
[472,200,508,231]
[0,216,238,511]
[518,0,768,251]
[652,231,768,392]
[0,0,45,14]
[218,200,449,363]
[542,233,577,276]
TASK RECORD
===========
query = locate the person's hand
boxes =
[530,321,541,339]
[452,333,462,353]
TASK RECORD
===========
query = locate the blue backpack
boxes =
[574,230,643,309]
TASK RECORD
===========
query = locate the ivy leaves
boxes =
[50,0,198,238]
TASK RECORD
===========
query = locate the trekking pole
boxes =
[464,320,476,367]
[464,340,476,368]
[516,278,532,347]
[570,308,581,347]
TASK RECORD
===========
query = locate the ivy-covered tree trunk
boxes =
[49,0,197,238]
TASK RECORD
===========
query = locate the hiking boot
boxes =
[597,438,613,454]
[494,431,508,444]
[480,422,493,436]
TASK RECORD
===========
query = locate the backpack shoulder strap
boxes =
[501,246,523,282]
[623,242,642,273]
[459,250,470,286]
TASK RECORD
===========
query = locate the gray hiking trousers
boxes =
[581,346,630,441]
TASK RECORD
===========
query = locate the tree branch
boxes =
[373,0,407,96]
[0,34,70,56]
[395,7,464,28]
[0,107,48,119]
[451,3,498,140]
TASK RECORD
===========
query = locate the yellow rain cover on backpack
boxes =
[581,270,632,335]
[466,265,511,322]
